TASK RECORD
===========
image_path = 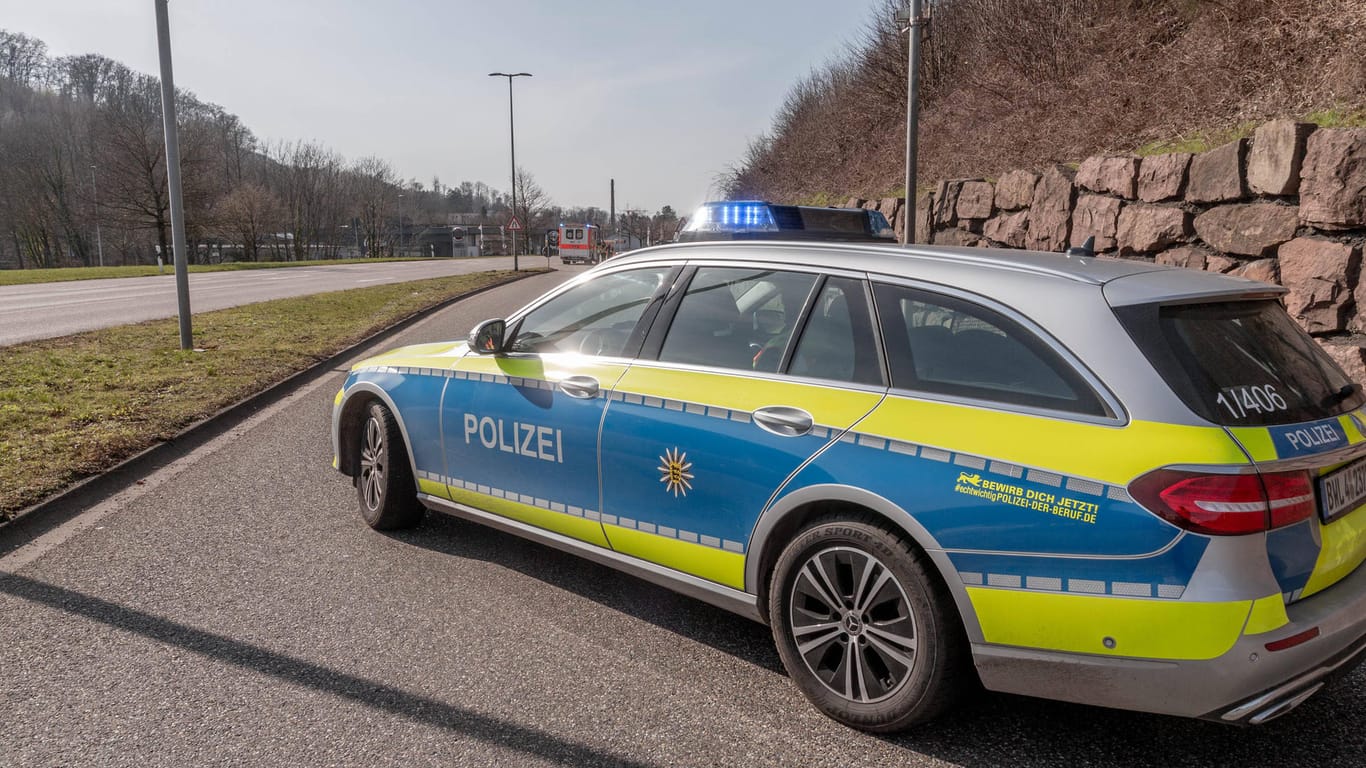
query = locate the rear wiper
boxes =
[1321,383,1359,408]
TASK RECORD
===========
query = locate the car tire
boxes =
[355,400,424,530]
[768,515,968,732]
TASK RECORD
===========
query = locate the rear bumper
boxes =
[973,560,1366,723]
[1211,629,1366,724]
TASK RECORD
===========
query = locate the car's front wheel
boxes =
[355,400,424,530]
[768,515,969,732]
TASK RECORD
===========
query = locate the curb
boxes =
[0,269,548,554]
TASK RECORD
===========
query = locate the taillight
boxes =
[1128,469,1316,535]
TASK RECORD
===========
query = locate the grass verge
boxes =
[0,257,507,287]
[0,269,526,520]
[1135,108,1366,157]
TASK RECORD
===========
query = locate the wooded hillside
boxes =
[0,31,617,269]
[723,0,1366,202]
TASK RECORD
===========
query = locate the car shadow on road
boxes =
[390,510,785,675]
[394,511,1366,768]
[0,570,663,768]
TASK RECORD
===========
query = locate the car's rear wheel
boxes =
[355,400,424,530]
[768,515,968,732]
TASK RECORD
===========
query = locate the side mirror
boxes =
[468,318,506,354]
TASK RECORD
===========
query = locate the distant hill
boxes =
[722,0,1366,203]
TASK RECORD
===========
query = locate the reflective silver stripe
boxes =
[1067,477,1104,496]
[954,454,987,470]
[1111,581,1153,597]
[1026,576,1063,591]
[922,447,951,462]
[1068,578,1107,594]
[439,474,746,554]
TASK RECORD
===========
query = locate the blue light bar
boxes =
[683,201,778,233]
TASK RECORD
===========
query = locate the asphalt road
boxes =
[1,268,1363,767]
[0,257,525,346]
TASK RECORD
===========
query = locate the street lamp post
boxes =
[488,71,531,270]
[90,164,104,267]
[154,0,193,350]
[898,1,928,246]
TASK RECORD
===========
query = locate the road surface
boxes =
[1,269,1362,767]
[0,257,530,346]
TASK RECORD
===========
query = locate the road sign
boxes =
[507,216,523,231]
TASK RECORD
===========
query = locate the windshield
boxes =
[1115,299,1365,426]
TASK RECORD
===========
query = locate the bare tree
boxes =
[513,166,551,231]
[0,30,47,90]
[211,182,280,262]
[0,27,561,271]
[350,155,396,258]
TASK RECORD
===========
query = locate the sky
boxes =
[3,0,887,216]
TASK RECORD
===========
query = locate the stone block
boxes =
[914,195,933,244]
[956,181,995,220]
[1280,237,1360,334]
[1186,139,1247,204]
[1321,342,1366,387]
[1232,258,1279,284]
[932,228,983,247]
[1026,165,1076,252]
[844,197,865,210]
[1205,254,1239,273]
[995,169,1040,211]
[1248,119,1315,196]
[1116,204,1191,257]
[1077,155,1139,199]
[932,180,965,229]
[1193,203,1299,257]
[984,210,1030,248]
[1138,152,1192,202]
[1300,128,1366,230]
[1071,195,1122,251]
[879,197,902,223]
[1156,245,1209,270]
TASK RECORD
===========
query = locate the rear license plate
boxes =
[1318,456,1366,524]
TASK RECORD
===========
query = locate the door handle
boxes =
[558,375,600,399]
[752,406,813,437]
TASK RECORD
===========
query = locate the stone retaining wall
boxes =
[843,120,1366,380]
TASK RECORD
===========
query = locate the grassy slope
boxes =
[0,270,527,519]
[732,0,1366,202]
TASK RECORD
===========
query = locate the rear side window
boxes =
[873,283,1108,416]
[789,277,882,385]
[1115,299,1365,426]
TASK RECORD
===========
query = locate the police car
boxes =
[332,240,1366,732]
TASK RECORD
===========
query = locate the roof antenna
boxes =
[1066,236,1096,258]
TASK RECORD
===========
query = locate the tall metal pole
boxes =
[507,77,517,268]
[901,1,926,246]
[155,0,193,350]
[489,72,531,270]
[90,165,104,267]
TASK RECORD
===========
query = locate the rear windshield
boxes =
[1115,299,1365,426]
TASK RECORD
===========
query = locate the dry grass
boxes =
[0,270,525,519]
[725,0,1366,202]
